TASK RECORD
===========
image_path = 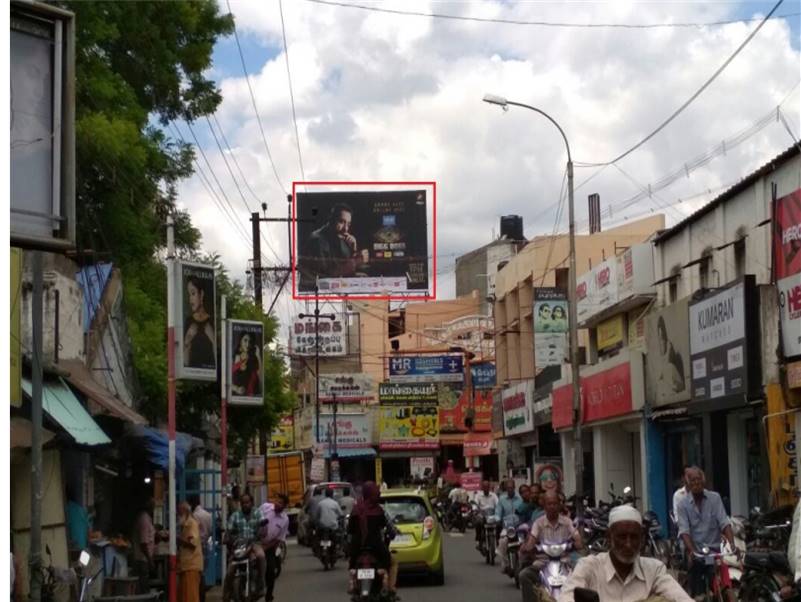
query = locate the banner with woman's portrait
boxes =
[228,319,265,406]
[176,261,217,381]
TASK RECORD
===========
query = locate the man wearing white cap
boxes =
[559,505,691,602]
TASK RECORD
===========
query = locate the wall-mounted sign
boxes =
[645,297,691,407]
[576,257,618,324]
[502,381,534,436]
[597,315,625,352]
[424,315,494,358]
[774,189,801,281]
[316,413,372,448]
[471,362,497,389]
[176,261,217,381]
[388,354,464,383]
[616,244,655,299]
[228,320,264,406]
[534,288,568,367]
[378,382,438,404]
[290,315,348,356]
[378,400,439,450]
[778,272,801,358]
[437,387,492,433]
[319,373,374,402]
[463,432,493,457]
[689,278,757,402]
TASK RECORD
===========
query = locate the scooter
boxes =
[505,522,531,587]
[536,540,574,599]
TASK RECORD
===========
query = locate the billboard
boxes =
[597,315,625,352]
[534,288,568,368]
[502,381,534,436]
[645,298,691,407]
[269,415,295,453]
[378,402,439,450]
[316,413,372,448]
[471,362,497,390]
[228,320,264,406]
[295,189,429,295]
[689,278,756,402]
[176,261,217,381]
[774,189,801,281]
[576,257,618,324]
[290,315,348,356]
[319,373,374,402]
[437,386,492,433]
[778,272,801,358]
[378,382,438,404]
[388,354,464,383]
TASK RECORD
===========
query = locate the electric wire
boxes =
[278,0,307,185]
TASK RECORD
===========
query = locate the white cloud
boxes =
[180,0,801,328]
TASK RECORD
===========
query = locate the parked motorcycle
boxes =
[536,540,574,599]
[641,511,671,566]
[76,550,103,602]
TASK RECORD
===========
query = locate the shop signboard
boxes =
[774,189,801,281]
[228,320,264,406]
[378,400,439,450]
[789,360,801,389]
[502,381,534,436]
[471,362,497,389]
[778,272,801,358]
[290,314,348,356]
[463,432,493,457]
[689,278,756,402]
[319,372,374,402]
[628,308,647,349]
[645,297,691,407]
[269,415,295,453]
[534,288,568,367]
[597,315,625,352]
[316,413,372,448]
[378,382,438,404]
[410,457,435,478]
[460,471,483,491]
[616,243,655,299]
[388,354,464,383]
[473,390,493,432]
[576,257,619,325]
[492,391,504,438]
[438,386,492,433]
[310,457,326,483]
[246,456,265,483]
[765,384,798,507]
[176,261,217,381]
[295,189,429,295]
[551,383,574,430]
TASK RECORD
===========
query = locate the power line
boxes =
[575,0,785,167]
[278,0,307,184]
[304,0,800,30]
[225,0,287,195]
[211,114,264,208]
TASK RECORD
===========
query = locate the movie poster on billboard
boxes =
[176,261,217,381]
[296,190,429,295]
[534,288,568,367]
[778,272,801,358]
[228,320,264,406]
[290,315,348,356]
[774,189,801,281]
[645,298,690,407]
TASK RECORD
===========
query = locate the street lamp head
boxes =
[483,93,509,110]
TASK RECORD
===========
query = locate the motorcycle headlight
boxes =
[544,544,568,557]
[506,527,516,538]
[234,545,248,557]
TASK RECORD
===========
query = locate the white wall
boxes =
[727,411,750,517]
[593,422,644,508]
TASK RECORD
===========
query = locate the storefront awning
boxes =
[326,447,376,459]
[59,360,147,425]
[22,377,111,446]
[439,433,465,446]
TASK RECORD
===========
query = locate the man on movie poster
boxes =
[303,203,370,283]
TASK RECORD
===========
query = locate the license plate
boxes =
[390,534,415,547]
[548,575,566,586]
[704,556,715,566]
[357,569,375,579]
[321,541,331,548]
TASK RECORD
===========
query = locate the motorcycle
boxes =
[536,540,574,599]
[505,521,531,587]
[76,550,103,602]
[456,502,471,533]
[228,537,261,602]
[351,553,386,602]
[317,527,339,570]
[467,501,480,530]
[692,546,736,602]
[483,513,499,566]
[642,511,671,567]
[434,500,452,532]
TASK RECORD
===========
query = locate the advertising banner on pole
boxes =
[296,189,429,295]
[534,288,568,367]
[290,314,348,356]
[228,320,264,406]
[388,354,464,383]
[176,261,217,381]
[319,373,374,402]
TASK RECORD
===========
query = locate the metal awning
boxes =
[59,360,147,425]
[649,406,689,420]
[22,377,111,446]
[326,447,376,459]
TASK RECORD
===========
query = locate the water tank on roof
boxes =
[500,215,524,241]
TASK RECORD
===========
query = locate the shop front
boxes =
[552,348,646,507]
[315,412,376,484]
[501,380,536,479]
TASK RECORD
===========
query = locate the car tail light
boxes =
[422,516,434,540]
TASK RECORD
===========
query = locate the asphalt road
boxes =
[274,531,519,602]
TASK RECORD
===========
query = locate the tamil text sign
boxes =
[319,373,374,402]
[290,315,348,356]
[316,413,372,448]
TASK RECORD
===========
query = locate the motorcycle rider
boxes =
[447,483,470,528]
[518,491,583,602]
[473,480,499,550]
[783,496,801,599]
[313,488,343,555]
[559,506,691,602]
[224,493,265,602]
[496,478,524,575]
[347,482,398,598]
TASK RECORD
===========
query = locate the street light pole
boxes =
[483,94,583,513]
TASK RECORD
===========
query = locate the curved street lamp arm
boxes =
[505,100,572,164]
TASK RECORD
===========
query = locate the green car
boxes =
[381,489,445,585]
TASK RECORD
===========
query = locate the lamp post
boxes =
[482,94,583,514]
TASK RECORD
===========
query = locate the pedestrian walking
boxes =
[178,502,203,602]
[259,494,290,602]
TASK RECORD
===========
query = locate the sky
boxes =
[174,0,801,342]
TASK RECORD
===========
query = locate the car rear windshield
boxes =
[383,497,428,524]
[315,486,350,498]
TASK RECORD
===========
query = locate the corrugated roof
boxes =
[654,145,800,245]
[59,359,147,425]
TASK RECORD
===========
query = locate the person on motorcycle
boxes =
[784,496,801,599]
[676,467,738,598]
[347,482,397,598]
[518,491,583,602]
[473,480,499,550]
[559,506,691,602]
[314,488,343,554]
[224,493,265,602]
[496,479,524,575]
[258,494,289,602]
[518,485,537,524]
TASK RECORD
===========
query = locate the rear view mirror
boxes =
[79,551,90,567]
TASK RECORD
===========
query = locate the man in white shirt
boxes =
[314,488,343,533]
[672,465,692,522]
[473,480,498,549]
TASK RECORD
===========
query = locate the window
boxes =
[554,268,569,291]
[734,238,746,278]
[699,254,712,289]
[669,277,679,303]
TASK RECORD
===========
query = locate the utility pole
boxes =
[299,295,335,446]
[29,251,43,602]
[220,295,228,573]
[331,392,339,481]
[166,216,178,602]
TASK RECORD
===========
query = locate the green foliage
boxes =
[61,0,294,457]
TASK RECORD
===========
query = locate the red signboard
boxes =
[775,189,801,280]
[463,432,493,457]
[551,362,633,428]
[582,362,633,423]
[439,388,493,433]
[460,470,483,491]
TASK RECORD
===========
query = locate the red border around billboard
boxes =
[291,181,437,301]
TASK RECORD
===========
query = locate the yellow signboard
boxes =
[378,403,439,450]
[628,309,647,349]
[765,384,798,507]
[269,415,295,453]
[11,248,22,407]
[597,315,625,352]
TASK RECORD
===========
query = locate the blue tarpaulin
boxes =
[126,425,196,473]
[76,263,113,333]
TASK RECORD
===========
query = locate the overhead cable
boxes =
[278,0,307,185]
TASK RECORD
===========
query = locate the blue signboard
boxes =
[471,363,496,389]
[388,354,464,383]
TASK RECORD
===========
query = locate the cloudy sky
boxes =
[174,0,801,338]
